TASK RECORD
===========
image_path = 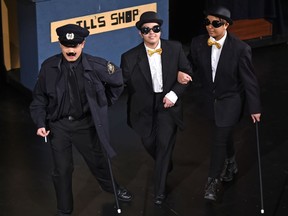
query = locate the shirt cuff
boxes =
[165,91,178,104]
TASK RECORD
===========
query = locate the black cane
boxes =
[255,121,264,214]
[106,153,121,214]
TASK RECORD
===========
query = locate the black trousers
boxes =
[208,123,235,178]
[49,116,116,213]
[141,96,177,197]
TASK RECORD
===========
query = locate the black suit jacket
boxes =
[189,32,261,127]
[120,39,192,137]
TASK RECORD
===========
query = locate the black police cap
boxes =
[56,24,90,47]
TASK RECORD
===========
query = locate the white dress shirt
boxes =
[145,42,178,103]
[210,31,227,82]
[146,42,163,93]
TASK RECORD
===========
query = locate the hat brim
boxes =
[209,13,233,25]
[136,19,163,30]
[59,39,84,47]
[58,36,85,47]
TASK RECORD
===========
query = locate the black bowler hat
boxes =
[204,6,233,25]
[56,24,90,47]
[136,11,163,30]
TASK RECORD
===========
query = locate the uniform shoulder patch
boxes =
[107,61,115,74]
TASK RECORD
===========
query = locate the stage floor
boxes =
[1,43,288,216]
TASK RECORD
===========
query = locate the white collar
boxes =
[144,40,161,51]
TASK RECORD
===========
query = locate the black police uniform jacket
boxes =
[30,53,124,158]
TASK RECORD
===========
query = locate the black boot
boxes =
[204,177,220,201]
[154,194,166,205]
[117,186,133,202]
[220,158,238,182]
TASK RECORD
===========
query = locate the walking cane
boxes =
[106,153,121,214]
[255,121,264,214]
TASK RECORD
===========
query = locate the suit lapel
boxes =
[202,40,214,85]
[160,40,169,84]
[137,45,153,89]
[214,36,231,83]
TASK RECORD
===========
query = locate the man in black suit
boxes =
[180,5,261,201]
[120,11,192,205]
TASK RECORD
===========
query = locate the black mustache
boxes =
[67,52,76,56]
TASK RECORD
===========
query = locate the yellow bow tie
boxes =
[207,38,221,49]
[147,48,162,56]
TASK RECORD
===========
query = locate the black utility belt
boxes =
[64,113,91,121]
[67,116,76,121]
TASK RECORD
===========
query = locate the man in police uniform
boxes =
[30,24,132,216]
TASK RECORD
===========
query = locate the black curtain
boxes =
[205,0,288,35]
[169,1,206,43]
[274,0,288,35]
[205,0,276,19]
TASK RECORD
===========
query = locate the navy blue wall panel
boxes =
[17,0,39,90]
[18,0,169,90]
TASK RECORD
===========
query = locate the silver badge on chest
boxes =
[107,61,115,74]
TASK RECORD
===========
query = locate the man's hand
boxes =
[37,127,50,137]
[178,71,192,84]
[163,97,174,108]
[251,113,261,123]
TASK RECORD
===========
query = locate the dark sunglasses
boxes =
[140,25,161,35]
[204,18,224,28]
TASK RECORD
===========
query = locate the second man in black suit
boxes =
[120,11,192,205]
[180,5,262,201]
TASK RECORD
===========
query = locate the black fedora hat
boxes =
[136,11,163,30]
[204,6,233,25]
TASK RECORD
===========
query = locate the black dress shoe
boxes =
[204,177,220,201]
[117,187,133,202]
[56,210,72,216]
[154,194,166,205]
[220,159,238,182]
